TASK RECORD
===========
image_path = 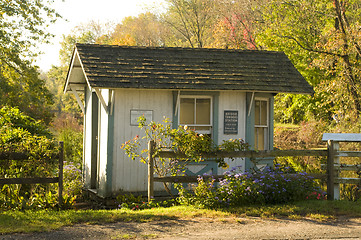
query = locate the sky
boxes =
[36,0,165,71]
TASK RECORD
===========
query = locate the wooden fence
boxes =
[147,139,361,201]
[0,142,64,206]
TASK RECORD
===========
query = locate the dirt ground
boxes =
[2,216,361,240]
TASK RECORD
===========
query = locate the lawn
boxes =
[1,200,361,234]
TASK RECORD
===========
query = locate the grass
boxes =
[1,200,361,234]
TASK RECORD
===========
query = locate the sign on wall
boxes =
[130,110,153,126]
[224,110,238,134]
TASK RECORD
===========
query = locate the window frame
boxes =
[178,95,213,135]
[254,98,269,150]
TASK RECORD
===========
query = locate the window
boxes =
[179,96,212,135]
[254,99,269,150]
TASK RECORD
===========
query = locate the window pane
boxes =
[180,98,194,124]
[261,101,268,125]
[196,98,211,124]
[255,127,265,150]
[255,100,260,125]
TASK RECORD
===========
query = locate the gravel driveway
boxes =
[2,216,361,240]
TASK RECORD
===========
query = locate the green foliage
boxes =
[178,165,323,208]
[122,116,249,178]
[259,0,361,122]
[0,0,59,124]
[121,116,215,178]
[0,106,52,138]
[0,107,71,210]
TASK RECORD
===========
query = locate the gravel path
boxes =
[2,217,361,240]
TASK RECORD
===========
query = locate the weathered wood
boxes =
[327,140,335,200]
[0,142,64,206]
[58,141,64,207]
[157,149,328,159]
[0,177,59,185]
[154,175,225,183]
[322,133,361,142]
[148,140,155,202]
[336,151,361,157]
[154,173,326,183]
[0,152,29,160]
[335,178,361,184]
[322,163,361,171]
[0,152,60,161]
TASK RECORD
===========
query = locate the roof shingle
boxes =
[68,43,313,94]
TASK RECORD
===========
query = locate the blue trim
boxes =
[245,92,275,171]
[172,91,219,175]
[245,92,255,171]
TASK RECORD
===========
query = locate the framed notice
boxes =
[130,110,153,126]
[224,110,238,134]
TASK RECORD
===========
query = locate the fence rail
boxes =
[0,142,64,206]
[148,139,361,202]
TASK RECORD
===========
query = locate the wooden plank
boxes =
[0,152,29,160]
[154,175,225,183]
[58,141,64,207]
[157,149,328,159]
[335,178,361,184]
[148,140,155,202]
[336,151,361,157]
[327,140,335,200]
[0,177,59,185]
[0,152,59,161]
[154,173,326,183]
[322,133,361,142]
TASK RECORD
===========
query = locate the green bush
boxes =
[178,165,324,208]
[0,106,60,209]
[57,126,84,201]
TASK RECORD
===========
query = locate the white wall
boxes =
[217,91,247,174]
[112,89,173,192]
[83,86,92,189]
[94,89,247,194]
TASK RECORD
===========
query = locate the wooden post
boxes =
[148,140,155,202]
[327,140,340,200]
[334,141,340,200]
[58,141,64,207]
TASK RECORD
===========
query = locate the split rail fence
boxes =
[0,142,64,206]
[147,138,361,202]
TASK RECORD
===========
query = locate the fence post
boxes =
[327,140,340,200]
[58,141,64,207]
[327,140,334,200]
[148,140,155,202]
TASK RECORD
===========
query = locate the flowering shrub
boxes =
[63,161,82,200]
[121,116,250,194]
[178,165,323,208]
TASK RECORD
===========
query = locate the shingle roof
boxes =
[66,43,313,94]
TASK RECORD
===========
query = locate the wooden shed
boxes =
[64,43,313,198]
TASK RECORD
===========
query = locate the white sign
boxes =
[130,110,153,126]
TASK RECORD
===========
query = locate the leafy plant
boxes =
[178,165,323,208]
[121,116,249,194]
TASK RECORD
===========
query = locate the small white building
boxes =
[64,44,313,198]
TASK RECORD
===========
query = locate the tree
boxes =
[211,0,263,50]
[0,0,59,124]
[258,0,361,122]
[99,12,172,47]
[46,22,114,117]
[162,0,217,48]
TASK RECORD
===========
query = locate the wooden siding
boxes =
[83,86,93,189]
[112,89,173,192]
[97,89,111,196]
[217,91,247,174]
